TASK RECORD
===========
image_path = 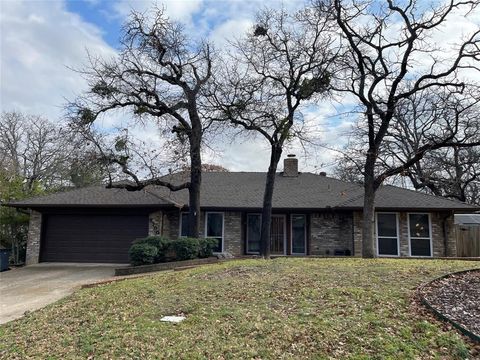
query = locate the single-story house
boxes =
[7,156,478,264]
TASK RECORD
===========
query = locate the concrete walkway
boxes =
[0,263,121,324]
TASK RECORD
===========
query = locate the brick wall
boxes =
[223,212,242,256]
[353,211,363,256]
[310,212,353,255]
[25,210,42,265]
[353,211,456,257]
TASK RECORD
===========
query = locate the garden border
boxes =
[114,257,222,276]
[417,268,480,343]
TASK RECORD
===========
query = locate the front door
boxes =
[270,215,286,255]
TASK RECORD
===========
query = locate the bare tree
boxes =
[317,0,480,257]
[211,8,337,257]
[334,89,480,206]
[384,89,480,204]
[0,111,73,190]
[0,111,107,264]
[68,7,215,237]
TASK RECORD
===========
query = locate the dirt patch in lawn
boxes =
[421,269,480,339]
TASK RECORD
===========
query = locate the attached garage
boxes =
[40,213,149,263]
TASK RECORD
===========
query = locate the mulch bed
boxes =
[421,269,480,339]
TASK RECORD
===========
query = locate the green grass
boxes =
[0,258,478,359]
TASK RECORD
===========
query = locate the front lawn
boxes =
[0,258,478,359]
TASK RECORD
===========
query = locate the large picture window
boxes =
[247,214,261,254]
[291,215,306,255]
[409,213,432,257]
[205,212,223,253]
[376,213,399,256]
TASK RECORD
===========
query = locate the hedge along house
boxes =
[7,156,478,265]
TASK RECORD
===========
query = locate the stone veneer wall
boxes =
[223,212,242,255]
[310,212,353,255]
[148,210,173,238]
[353,211,456,257]
[155,210,243,256]
[26,210,42,265]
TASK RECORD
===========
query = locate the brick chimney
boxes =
[283,154,298,177]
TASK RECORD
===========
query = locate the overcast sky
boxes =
[1,0,479,174]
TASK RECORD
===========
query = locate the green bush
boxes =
[170,237,200,261]
[128,236,218,266]
[133,236,171,262]
[198,238,219,258]
[129,243,158,266]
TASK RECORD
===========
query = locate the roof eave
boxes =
[4,203,177,209]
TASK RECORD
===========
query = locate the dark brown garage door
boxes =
[40,214,149,263]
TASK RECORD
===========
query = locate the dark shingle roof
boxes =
[7,172,478,211]
[6,184,175,208]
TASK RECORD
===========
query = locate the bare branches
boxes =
[66,7,216,236]
[0,111,105,191]
[318,0,480,257]
[211,7,338,146]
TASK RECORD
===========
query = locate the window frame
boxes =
[246,213,262,255]
[290,214,307,255]
[204,211,224,253]
[408,212,433,257]
[375,212,400,257]
[270,214,287,256]
[178,211,190,238]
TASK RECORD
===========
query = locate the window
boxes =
[291,215,306,254]
[247,214,261,254]
[179,212,189,237]
[376,213,399,256]
[409,213,432,257]
[205,212,223,253]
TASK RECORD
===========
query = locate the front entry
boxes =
[270,215,286,255]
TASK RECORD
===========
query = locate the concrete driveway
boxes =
[0,263,120,324]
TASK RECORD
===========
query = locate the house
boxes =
[7,156,478,264]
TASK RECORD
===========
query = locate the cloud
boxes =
[0,0,116,123]
[2,0,478,176]
[209,18,253,47]
[109,0,203,23]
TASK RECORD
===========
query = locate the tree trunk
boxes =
[260,145,283,259]
[187,133,202,238]
[362,153,376,258]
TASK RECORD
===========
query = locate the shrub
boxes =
[133,236,171,262]
[129,243,158,266]
[198,238,219,258]
[170,237,200,261]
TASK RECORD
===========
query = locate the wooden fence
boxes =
[456,226,480,257]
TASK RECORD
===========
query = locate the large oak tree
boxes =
[318,0,480,257]
[68,8,215,237]
[211,8,338,257]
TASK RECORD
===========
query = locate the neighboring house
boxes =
[6,156,479,264]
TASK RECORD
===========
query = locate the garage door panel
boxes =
[41,214,149,263]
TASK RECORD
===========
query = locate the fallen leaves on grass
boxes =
[0,258,478,359]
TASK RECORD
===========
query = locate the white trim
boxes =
[375,212,400,257]
[407,212,433,257]
[271,214,287,255]
[290,214,307,255]
[205,212,224,253]
[246,213,262,254]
